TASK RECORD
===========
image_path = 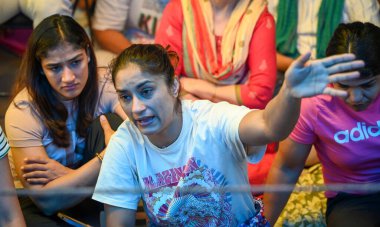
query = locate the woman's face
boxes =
[334,75,380,111]
[40,42,89,101]
[114,63,180,141]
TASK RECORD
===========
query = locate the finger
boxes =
[23,171,48,179]
[292,52,312,68]
[21,164,48,173]
[25,177,50,185]
[319,53,356,67]
[327,71,360,83]
[327,60,365,75]
[24,157,49,164]
[322,87,348,98]
[100,115,113,133]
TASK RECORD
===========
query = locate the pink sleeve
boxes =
[289,98,318,144]
[155,0,184,76]
[239,8,276,109]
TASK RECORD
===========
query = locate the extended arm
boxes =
[238,53,364,148]
[263,139,312,225]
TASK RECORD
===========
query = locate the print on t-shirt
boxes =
[142,157,233,226]
[334,121,380,144]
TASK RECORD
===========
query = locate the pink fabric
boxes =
[155,0,276,109]
[290,94,380,197]
[0,28,32,56]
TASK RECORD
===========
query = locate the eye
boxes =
[70,59,82,67]
[141,87,153,98]
[361,81,375,89]
[119,94,132,102]
[48,65,62,73]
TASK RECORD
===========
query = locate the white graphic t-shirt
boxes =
[93,100,266,225]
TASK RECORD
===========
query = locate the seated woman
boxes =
[155,0,276,109]
[264,22,380,226]
[0,126,25,227]
[155,0,277,194]
[92,43,363,226]
[5,14,127,226]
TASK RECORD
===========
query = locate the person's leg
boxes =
[19,0,72,27]
[0,0,19,24]
[326,192,380,227]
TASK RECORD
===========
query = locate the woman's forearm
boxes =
[30,155,103,215]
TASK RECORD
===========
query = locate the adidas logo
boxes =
[334,121,380,144]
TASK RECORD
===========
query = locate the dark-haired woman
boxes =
[92,43,363,226]
[5,14,127,226]
[264,22,380,226]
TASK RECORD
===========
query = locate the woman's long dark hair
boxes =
[12,14,98,147]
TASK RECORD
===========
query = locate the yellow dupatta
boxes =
[181,0,267,84]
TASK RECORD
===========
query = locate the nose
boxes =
[61,66,75,83]
[348,87,363,103]
[132,96,146,114]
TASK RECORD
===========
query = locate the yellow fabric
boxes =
[181,0,267,82]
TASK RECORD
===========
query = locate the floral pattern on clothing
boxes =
[144,158,234,226]
[275,164,326,227]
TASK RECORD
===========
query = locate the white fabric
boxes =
[5,71,119,167]
[93,100,266,225]
[0,127,10,159]
[267,0,380,59]
[0,0,72,28]
[92,0,168,66]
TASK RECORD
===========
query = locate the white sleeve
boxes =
[92,0,131,31]
[93,126,141,209]
[197,101,266,163]
[0,127,10,159]
[343,0,380,27]
[21,0,72,28]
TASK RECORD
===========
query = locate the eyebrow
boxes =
[44,53,84,67]
[116,80,153,93]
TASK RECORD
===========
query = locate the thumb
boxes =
[292,52,312,68]
[100,115,111,131]
[100,115,115,146]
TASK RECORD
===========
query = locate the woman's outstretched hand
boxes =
[285,53,365,98]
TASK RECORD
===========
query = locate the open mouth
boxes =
[135,116,155,127]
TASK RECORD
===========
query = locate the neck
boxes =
[149,109,183,149]
[211,0,238,12]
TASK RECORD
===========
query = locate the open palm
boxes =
[285,53,364,98]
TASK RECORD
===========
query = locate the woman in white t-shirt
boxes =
[5,14,127,226]
[92,43,363,226]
